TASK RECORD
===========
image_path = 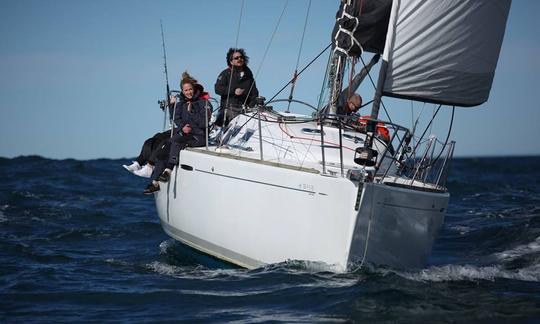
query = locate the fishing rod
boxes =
[158,19,171,131]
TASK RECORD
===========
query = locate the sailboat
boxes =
[152,0,511,271]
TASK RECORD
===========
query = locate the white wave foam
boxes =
[30,216,47,223]
[176,288,274,297]
[197,268,251,279]
[299,277,359,289]
[494,236,540,261]
[279,260,345,273]
[158,239,176,254]
[147,261,182,276]
[20,191,41,199]
[448,225,472,235]
[105,258,130,267]
[397,263,540,283]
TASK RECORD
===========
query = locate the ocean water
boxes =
[1,155,539,322]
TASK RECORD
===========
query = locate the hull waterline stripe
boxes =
[161,222,263,269]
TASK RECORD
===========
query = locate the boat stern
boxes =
[348,182,448,269]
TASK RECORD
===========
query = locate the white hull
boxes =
[154,146,448,271]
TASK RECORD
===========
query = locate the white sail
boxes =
[381,0,511,107]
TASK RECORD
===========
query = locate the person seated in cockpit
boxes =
[339,93,363,116]
[344,95,389,143]
[319,54,380,118]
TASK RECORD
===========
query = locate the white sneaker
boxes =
[133,164,153,178]
[123,161,141,173]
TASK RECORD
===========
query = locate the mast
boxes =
[369,0,399,119]
[327,53,346,118]
[327,0,360,119]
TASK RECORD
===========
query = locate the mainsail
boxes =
[332,0,512,113]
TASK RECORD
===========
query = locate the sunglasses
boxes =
[232,55,244,61]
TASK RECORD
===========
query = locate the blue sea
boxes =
[1,156,539,322]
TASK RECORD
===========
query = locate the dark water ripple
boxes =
[1,156,540,322]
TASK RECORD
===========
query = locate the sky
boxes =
[0,0,539,160]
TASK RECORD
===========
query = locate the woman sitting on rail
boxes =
[144,72,211,194]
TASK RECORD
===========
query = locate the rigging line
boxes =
[276,120,357,152]
[278,121,318,166]
[418,106,455,171]
[294,0,311,72]
[411,102,426,158]
[269,43,332,103]
[224,0,245,126]
[358,55,392,124]
[430,104,435,136]
[410,101,414,133]
[259,110,279,161]
[233,43,331,133]
[160,20,170,131]
[412,104,442,156]
[359,198,373,269]
[243,0,290,107]
[286,0,312,113]
[278,122,304,165]
[234,0,244,48]
[359,99,373,108]
[358,54,404,147]
[266,113,316,166]
[169,99,179,138]
[300,132,317,168]
[250,112,317,124]
[220,0,245,149]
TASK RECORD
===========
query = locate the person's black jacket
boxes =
[214,66,259,109]
[173,84,211,140]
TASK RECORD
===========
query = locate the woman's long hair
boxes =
[180,71,198,88]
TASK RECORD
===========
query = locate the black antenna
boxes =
[160,19,171,130]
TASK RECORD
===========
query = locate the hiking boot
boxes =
[158,169,172,182]
[122,161,141,173]
[134,164,153,178]
[143,182,160,195]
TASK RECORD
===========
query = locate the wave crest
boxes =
[397,263,540,283]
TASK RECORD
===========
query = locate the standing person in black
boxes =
[214,48,259,127]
